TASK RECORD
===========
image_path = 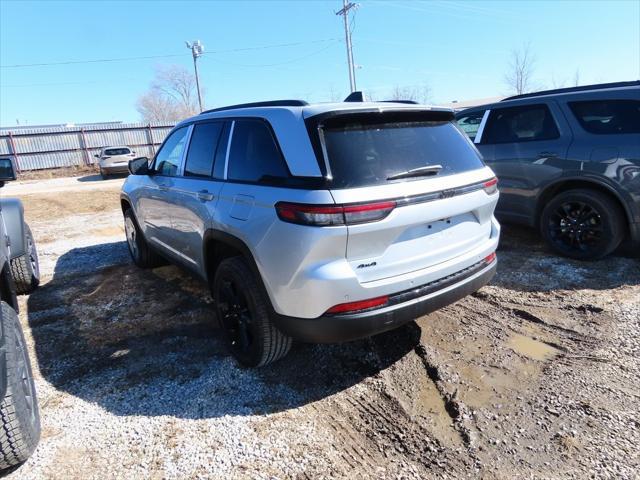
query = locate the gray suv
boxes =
[456,81,639,260]
[121,97,500,366]
[0,158,41,470]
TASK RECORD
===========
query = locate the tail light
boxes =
[276,201,396,227]
[484,252,496,263]
[326,295,389,315]
[483,178,498,195]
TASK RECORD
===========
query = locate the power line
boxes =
[203,41,338,68]
[0,38,339,69]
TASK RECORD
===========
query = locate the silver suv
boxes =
[95,145,136,178]
[121,97,500,366]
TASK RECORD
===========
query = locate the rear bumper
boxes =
[274,258,497,343]
[100,163,129,174]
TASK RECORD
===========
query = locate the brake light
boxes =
[483,178,498,195]
[484,252,496,263]
[276,201,396,226]
[326,295,389,314]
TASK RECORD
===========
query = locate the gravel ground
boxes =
[7,184,640,479]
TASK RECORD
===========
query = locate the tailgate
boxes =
[330,171,498,283]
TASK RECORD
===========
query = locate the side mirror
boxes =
[0,158,17,187]
[128,157,151,175]
[94,154,100,158]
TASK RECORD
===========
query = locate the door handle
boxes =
[537,151,558,158]
[158,185,169,191]
[197,190,214,201]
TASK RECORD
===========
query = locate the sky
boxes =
[1,0,638,126]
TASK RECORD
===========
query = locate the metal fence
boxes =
[0,122,175,171]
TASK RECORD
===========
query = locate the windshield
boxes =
[321,120,485,189]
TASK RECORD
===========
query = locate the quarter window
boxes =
[184,122,223,178]
[456,110,485,141]
[482,104,559,144]
[154,126,189,176]
[227,120,289,183]
[569,100,640,134]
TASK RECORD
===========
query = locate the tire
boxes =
[100,168,108,180]
[9,224,40,295]
[0,301,40,471]
[540,189,625,260]
[213,257,292,367]
[123,209,163,268]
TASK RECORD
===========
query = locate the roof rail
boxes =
[200,99,309,114]
[502,80,640,101]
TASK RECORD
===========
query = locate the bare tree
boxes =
[136,65,203,123]
[573,68,580,87]
[388,83,433,104]
[504,43,536,95]
[550,72,566,89]
[327,84,343,102]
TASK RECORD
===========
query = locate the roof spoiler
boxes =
[342,91,420,105]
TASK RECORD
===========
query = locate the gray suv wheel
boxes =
[10,224,40,295]
[0,301,41,470]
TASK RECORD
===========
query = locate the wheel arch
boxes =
[202,230,261,284]
[202,230,279,310]
[0,262,19,313]
[120,196,132,215]
[535,177,632,236]
[0,198,27,259]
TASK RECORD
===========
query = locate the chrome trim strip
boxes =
[317,126,333,180]
[474,109,490,144]
[223,121,235,180]
[178,124,195,176]
[149,236,197,265]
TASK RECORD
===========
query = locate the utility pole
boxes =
[336,0,358,93]
[186,40,204,112]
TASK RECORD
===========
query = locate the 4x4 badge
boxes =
[440,189,456,199]
[357,261,377,269]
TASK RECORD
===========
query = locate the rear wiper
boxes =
[387,165,443,181]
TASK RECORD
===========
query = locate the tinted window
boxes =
[155,126,189,176]
[456,110,485,141]
[569,100,640,134]
[483,104,559,144]
[184,122,223,178]
[227,120,289,183]
[322,120,485,189]
[104,148,130,156]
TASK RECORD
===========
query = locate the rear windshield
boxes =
[321,120,485,189]
[104,148,130,156]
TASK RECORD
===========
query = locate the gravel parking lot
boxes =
[8,176,640,479]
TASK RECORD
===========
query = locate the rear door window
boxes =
[482,104,559,144]
[184,122,224,178]
[154,126,189,176]
[321,119,485,189]
[569,100,640,134]
[456,110,486,141]
[227,119,289,183]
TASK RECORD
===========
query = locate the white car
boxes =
[95,146,136,178]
